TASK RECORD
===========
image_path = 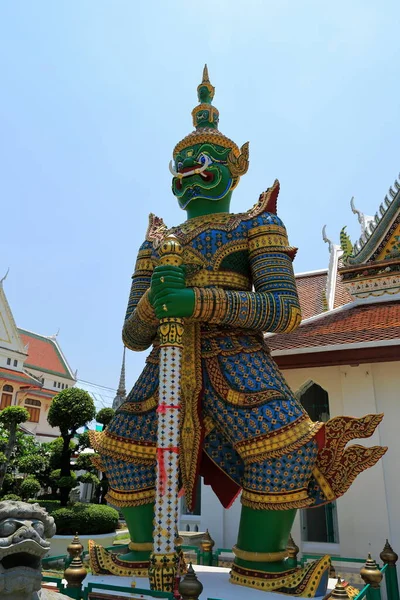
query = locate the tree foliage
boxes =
[20,476,41,500]
[96,408,115,427]
[47,388,96,506]
[0,407,29,492]
[48,388,96,435]
[0,406,30,427]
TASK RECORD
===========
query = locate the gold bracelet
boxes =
[129,541,154,552]
[136,291,158,325]
[192,288,203,320]
[232,545,288,563]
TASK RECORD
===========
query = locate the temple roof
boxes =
[0,366,42,387]
[343,173,400,266]
[269,300,400,354]
[295,269,352,319]
[18,329,75,380]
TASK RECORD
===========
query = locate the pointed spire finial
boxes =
[117,346,126,397]
[196,64,215,107]
[0,267,10,286]
[202,64,210,83]
[322,225,333,253]
[113,347,126,410]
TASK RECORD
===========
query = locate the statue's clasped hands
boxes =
[149,265,195,320]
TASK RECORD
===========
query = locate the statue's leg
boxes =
[235,505,296,572]
[119,503,154,563]
[231,505,330,595]
[230,438,330,595]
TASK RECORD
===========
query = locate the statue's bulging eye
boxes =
[32,520,45,536]
[177,162,183,171]
[198,154,207,165]
[0,520,17,536]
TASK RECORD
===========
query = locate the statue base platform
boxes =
[81,566,338,599]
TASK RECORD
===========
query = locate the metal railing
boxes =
[40,535,400,600]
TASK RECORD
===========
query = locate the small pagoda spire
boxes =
[117,346,126,397]
[113,347,126,410]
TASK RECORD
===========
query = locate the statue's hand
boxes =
[149,265,195,319]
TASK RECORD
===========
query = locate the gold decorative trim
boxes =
[88,540,149,577]
[312,466,335,501]
[90,430,156,462]
[235,417,323,460]
[119,393,158,414]
[129,541,154,552]
[206,354,284,408]
[179,323,203,510]
[232,545,288,563]
[187,270,250,289]
[203,415,215,437]
[230,555,331,596]
[158,318,184,347]
[213,239,248,269]
[149,552,178,593]
[106,487,155,508]
[136,291,158,326]
[173,128,240,157]
[134,258,154,272]
[241,487,313,511]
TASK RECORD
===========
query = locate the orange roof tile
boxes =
[333,271,353,308]
[18,330,72,378]
[295,272,327,319]
[0,367,41,386]
[268,301,400,352]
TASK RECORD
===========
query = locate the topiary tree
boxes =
[90,407,115,504]
[47,388,96,506]
[0,406,29,492]
[96,408,115,429]
[20,475,41,500]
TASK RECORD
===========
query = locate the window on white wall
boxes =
[1,384,13,409]
[296,381,339,545]
[25,398,41,423]
[6,358,11,366]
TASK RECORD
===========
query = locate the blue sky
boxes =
[1,1,399,390]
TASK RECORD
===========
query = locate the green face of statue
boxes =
[171,143,234,210]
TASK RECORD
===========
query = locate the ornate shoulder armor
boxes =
[245,179,280,220]
[146,213,168,245]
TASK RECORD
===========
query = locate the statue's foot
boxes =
[230,555,330,597]
[88,540,150,577]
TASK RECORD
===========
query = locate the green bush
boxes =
[20,476,41,500]
[28,499,61,514]
[38,493,61,500]
[0,493,22,501]
[1,473,15,495]
[52,503,119,535]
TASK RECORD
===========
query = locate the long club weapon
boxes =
[149,235,184,594]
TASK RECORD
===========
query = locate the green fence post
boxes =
[380,540,399,600]
[361,554,383,600]
[200,529,215,566]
